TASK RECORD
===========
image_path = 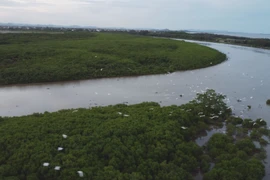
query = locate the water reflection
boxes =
[195,125,226,147]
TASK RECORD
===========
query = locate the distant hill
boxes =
[0,22,97,29]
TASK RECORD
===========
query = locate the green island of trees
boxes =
[0,32,226,85]
[0,90,269,179]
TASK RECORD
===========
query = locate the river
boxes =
[186,31,270,39]
[1,40,270,178]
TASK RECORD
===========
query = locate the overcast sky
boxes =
[1,0,269,33]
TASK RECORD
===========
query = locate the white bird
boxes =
[117,112,122,115]
[250,96,253,99]
[54,166,61,171]
[108,93,111,96]
[72,110,78,113]
[62,134,68,139]
[43,162,49,167]
[95,92,98,95]
[253,123,256,126]
[58,147,64,151]
[260,119,263,122]
[199,115,206,118]
[100,68,103,71]
[198,112,204,115]
[124,114,130,117]
[181,126,187,130]
[77,171,84,177]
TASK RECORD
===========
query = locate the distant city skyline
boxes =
[1,0,270,34]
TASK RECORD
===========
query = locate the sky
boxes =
[0,0,270,33]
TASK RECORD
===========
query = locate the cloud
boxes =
[0,0,269,33]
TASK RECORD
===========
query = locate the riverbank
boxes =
[0,32,226,85]
[130,31,270,50]
[0,90,268,179]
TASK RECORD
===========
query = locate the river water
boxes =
[1,40,270,178]
[187,31,270,39]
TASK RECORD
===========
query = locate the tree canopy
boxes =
[0,90,269,179]
[0,32,226,85]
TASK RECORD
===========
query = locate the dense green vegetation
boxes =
[0,32,226,85]
[0,90,269,179]
[130,30,270,49]
[266,99,270,105]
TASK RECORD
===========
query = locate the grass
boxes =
[0,32,226,85]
